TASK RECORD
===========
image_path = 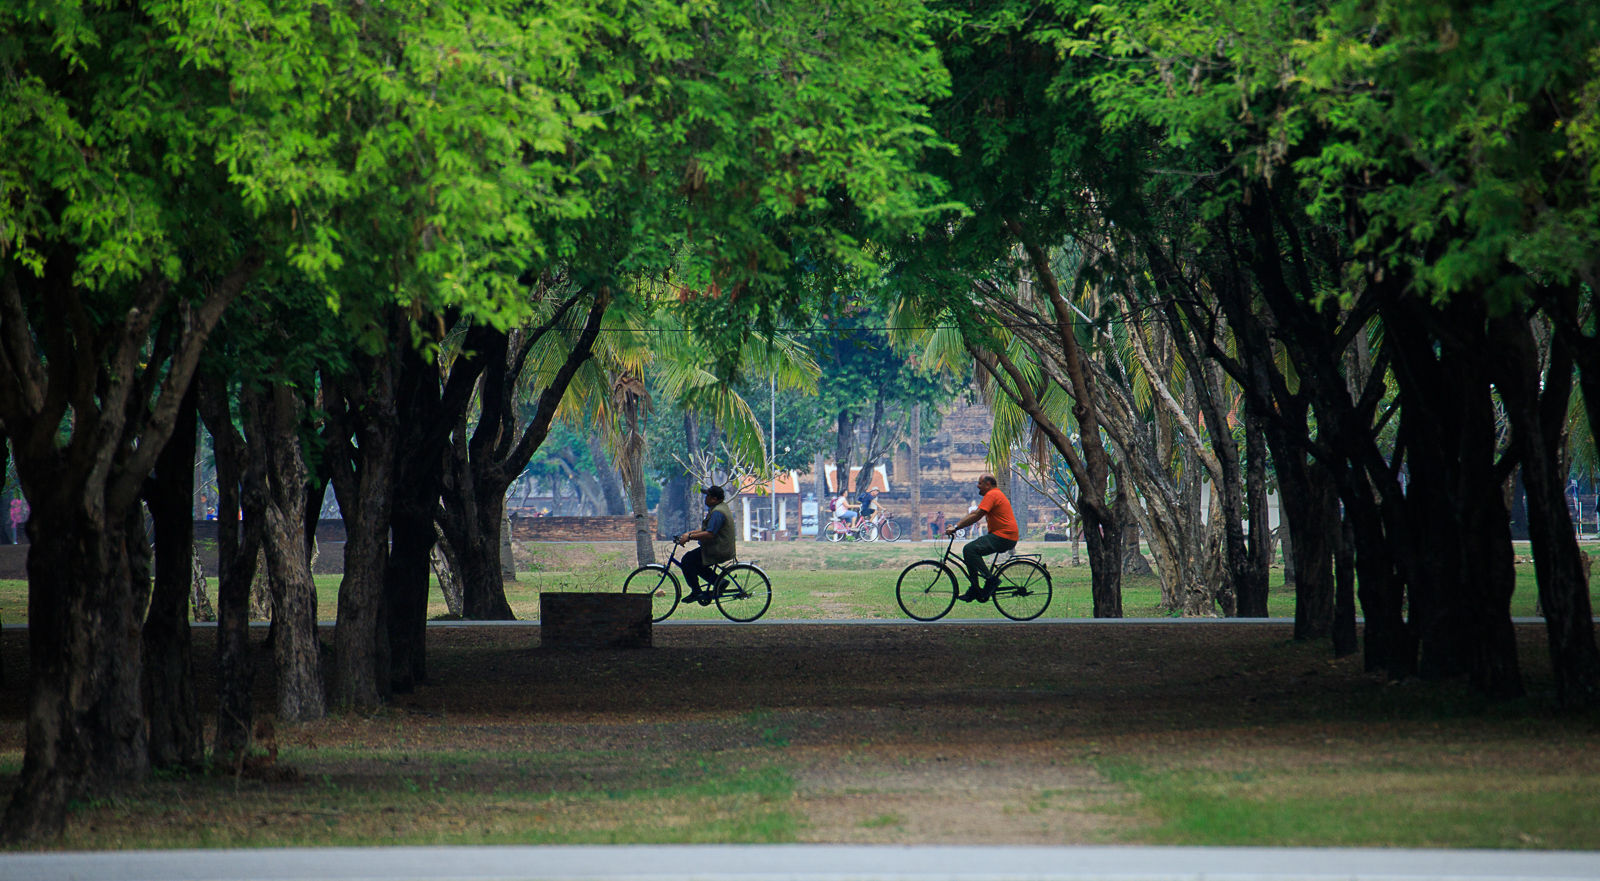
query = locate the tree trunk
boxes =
[834,410,856,498]
[813,452,830,542]
[441,421,516,621]
[248,384,326,723]
[327,353,399,707]
[384,482,433,694]
[630,484,654,564]
[1497,311,1599,705]
[909,403,923,541]
[457,498,516,619]
[1197,365,1255,617]
[683,412,701,535]
[142,388,205,770]
[1243,407,1273,614]
[441,289,606,620]
[0,444,12,545]
[627,445,654,566]
[1385,297,1521,697]
[1279,514,1295,585]
[1333,511,1359,658]
[1119,516,1153,576]
[432,529,465,617]
[1286,458,1337,641]
[198,377,263,767]
[380,320,491,694]
[500,517,517,581]
[661,474,689,540]
[1085,492,1125,618]
[2,503,149,841]
[588,432,627,515]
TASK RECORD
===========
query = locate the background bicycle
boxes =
[622,543,772,622]
[825,516,874,542]
[825,510,901,542]
[895,534,1052,621]
[871,510,901,542]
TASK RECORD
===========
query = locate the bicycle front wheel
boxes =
[896,560,957,621]
[623,564,680,622]
[992,559,1052,621]
[878,518,900,542]
[714,564,772,622]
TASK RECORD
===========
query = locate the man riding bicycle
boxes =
[674,485,736,605]
[944,474,1019,602]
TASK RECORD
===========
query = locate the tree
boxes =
[0,0,645,838]
[440,286,608,620]
[886,0,1149,617]
[0,0,285,838]
[814,301,955,500]
[1057,0,1600,699]
[1292,0,1600,703]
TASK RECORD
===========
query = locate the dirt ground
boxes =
[0,619,1589,845]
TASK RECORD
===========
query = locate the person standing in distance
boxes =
[675,485,737,605]
[944,474,1019,602]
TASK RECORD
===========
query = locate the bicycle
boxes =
[622,542,773,623]
[825,516,875,542]
[895,534,1052,621]
[868,510,901,542]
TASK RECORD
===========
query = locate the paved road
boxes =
[5,844,1599,881]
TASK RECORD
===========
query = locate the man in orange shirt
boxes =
[945,473,1019,602]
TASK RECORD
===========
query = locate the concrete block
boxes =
[539,593,651,649]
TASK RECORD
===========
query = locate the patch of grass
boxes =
[739,710,792,748]
[1094,759,1600,849]
[40,751,800,849]
[860,813,903,829]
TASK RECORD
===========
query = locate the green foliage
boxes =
[647,0,956,375]
[1071,0,1600,306]
[1294,1,1600,301]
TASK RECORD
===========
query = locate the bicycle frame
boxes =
[935,533,1034,578]
[827,516,872,538]
[663,541,745,593]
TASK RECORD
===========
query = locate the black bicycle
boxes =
[622,543,773,623]
[895,534,1052,621]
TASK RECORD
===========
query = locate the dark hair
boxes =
[703,485,726,502]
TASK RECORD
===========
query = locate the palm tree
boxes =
[550,282,821,565]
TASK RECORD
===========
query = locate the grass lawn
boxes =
[0,538,1590,626]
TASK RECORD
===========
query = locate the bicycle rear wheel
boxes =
[623,564,681,622]
[896,560,957,621]
[827,526,845,543]
[714,564,772,622]
[992,558,1052,621]
[878,517,900,542]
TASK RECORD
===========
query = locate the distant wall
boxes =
[511,515,652,542]
[194,519,350,544]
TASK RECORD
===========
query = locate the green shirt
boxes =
[701,501,736,564]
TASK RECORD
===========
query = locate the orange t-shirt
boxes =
[977,488,1019,541]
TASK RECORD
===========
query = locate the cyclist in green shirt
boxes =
[674,485,736,605]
